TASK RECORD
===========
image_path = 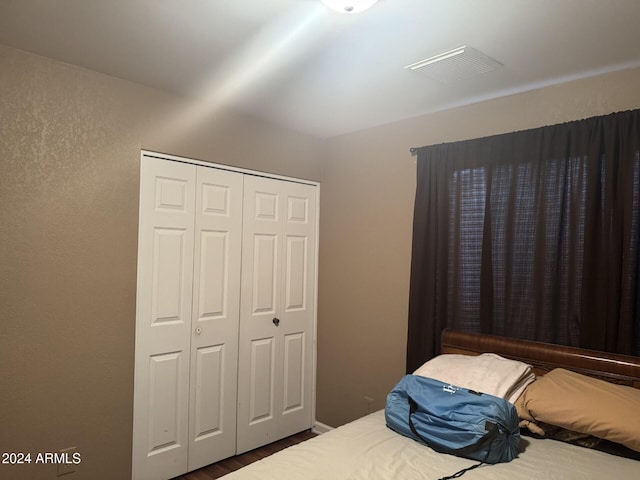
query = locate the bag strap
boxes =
[408,396,499,479]
[408,396,499,456]
[437,458,488,480]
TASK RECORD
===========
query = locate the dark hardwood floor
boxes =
[171,430,317,480]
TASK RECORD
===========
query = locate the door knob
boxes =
[272,317,280,327]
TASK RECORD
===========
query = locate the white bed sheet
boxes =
[222,410,640,479]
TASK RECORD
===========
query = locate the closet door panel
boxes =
[133,157,195,480]
[148,352,183,452]
[237,176,316,453]
[196,231,227,318]
[284,236,307,311]
[192,344,223,438]
[278,182,316,438]
[283,332,304,413]
[237,176,284,453]
[252,234,278,314]
[248,337,276,423]
[188,167,243,471]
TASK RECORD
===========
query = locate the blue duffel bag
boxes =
[385,375,520,475]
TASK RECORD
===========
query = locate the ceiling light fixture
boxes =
[321,0,379,14]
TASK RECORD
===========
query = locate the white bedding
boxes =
[221,410,640,479]
[413,353,535,404]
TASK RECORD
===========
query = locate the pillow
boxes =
[518,400,640,460]
[518,368,640,452]
[515,401,602,447]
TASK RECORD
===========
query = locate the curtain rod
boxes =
[410,147,418,156]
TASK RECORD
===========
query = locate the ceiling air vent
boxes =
[405,45,502,83]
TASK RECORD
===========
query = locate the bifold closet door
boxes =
[133,158,195,480]
[236,175,317,454]
[187,166,243,471]
[133,157,243,479]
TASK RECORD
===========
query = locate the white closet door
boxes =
[277,180,316,439]
[133,157,195,480]
[188,167,243,470]
[236,176,316,453]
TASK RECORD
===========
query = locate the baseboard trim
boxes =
[312,421,334,434]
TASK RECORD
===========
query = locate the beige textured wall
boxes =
[316,66,640,427]
[0,45,322,480]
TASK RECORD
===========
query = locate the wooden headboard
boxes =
[441,329,640,389]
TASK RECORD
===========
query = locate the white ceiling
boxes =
[1,0,640,138]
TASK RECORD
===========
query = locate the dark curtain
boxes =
[407,109,640,372]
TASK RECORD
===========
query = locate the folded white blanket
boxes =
[413,353,535,404]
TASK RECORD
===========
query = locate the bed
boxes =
[221,329,640,479]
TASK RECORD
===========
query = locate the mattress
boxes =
[221,410,640,479]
